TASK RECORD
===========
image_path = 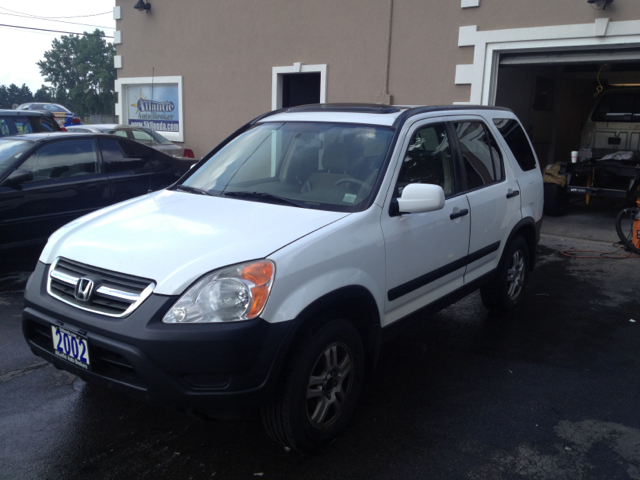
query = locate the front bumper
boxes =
[22,261,293,414]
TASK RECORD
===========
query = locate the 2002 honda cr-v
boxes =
[22,104,544,452]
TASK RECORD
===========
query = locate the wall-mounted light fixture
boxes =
[587,0,613,10]
[133,0,151,13]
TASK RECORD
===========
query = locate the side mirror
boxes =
[0,169,33,187]
[390,183,445,216]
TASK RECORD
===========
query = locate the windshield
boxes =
[0,139,33,176]
[147,128,173,145]
[181,122,394,212]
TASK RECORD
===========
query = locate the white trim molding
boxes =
[114,31,122,45]
[455,18,640,105]
[114,55,122,69]
[113,6,122,20]
[271,63,327,110]
[115,76,185,142]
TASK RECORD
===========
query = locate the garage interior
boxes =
[494,48,640,168]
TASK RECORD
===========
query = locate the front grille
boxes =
[47,257,156,317]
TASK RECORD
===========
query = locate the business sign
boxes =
[126,84,180,133]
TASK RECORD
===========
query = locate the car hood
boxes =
[40,190,350,295]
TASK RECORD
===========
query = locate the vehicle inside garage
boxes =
[494,49,640,168]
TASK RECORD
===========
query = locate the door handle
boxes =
[506,190,520,199]
[450,208,469,220]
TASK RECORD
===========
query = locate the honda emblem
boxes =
[75,277,94,302]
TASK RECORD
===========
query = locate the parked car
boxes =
[544,88,640,215]
[0,132,196,250]
[66,124,195,158]
[0,109,62,137]
[16,102,82,127]
[22,104,543,452]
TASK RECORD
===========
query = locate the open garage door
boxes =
[494,48,640,167]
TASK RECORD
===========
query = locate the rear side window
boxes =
[33,115,61,133]
[492,118,537,171]
[0,115,61,136]
[99,138,149,173]
[0,116,33,136]
[454,121,504,190]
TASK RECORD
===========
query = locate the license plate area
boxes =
[51,325,91,370]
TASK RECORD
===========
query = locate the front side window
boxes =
[394,123,456,198]
[181,122,394,212]
[19,139,97,182]
[454,121,503,190]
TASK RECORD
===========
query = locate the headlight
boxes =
[163,260,275,323]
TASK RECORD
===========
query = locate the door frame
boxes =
[454,18,640,106]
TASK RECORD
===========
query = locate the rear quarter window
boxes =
[492,118,537,172]
[591,92,640,123]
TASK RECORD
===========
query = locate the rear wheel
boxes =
[481,236,530,313]
[261,318,364,452]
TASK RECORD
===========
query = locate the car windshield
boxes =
[181,122,394,212]
[0,139,33,176]
[146,129,174,145]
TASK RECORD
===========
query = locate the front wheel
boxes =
[261,318,364,452]
[481,236,530,313]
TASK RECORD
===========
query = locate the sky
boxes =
[0,0,116,92]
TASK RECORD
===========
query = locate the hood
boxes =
[41,190,349,295]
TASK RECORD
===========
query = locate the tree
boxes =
[34,85,53,103]
[37,29,116,117]
[0,83,34,108]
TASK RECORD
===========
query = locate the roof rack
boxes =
[285,103,402,114]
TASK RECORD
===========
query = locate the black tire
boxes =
[615,207,640,255]
[543,183,569,216]
[261,318,364,452]
[481,236,530,313]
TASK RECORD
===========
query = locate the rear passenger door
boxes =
[490,117,543,225]
[99,137,180,203]
[450,117,522,283]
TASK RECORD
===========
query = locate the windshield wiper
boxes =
[223,191,307,208]
[174,185,214,196]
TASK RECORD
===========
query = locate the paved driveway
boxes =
[1,202,639,479]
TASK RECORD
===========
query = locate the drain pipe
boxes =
[379,0,394,105]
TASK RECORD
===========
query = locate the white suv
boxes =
[22,104,543,452]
